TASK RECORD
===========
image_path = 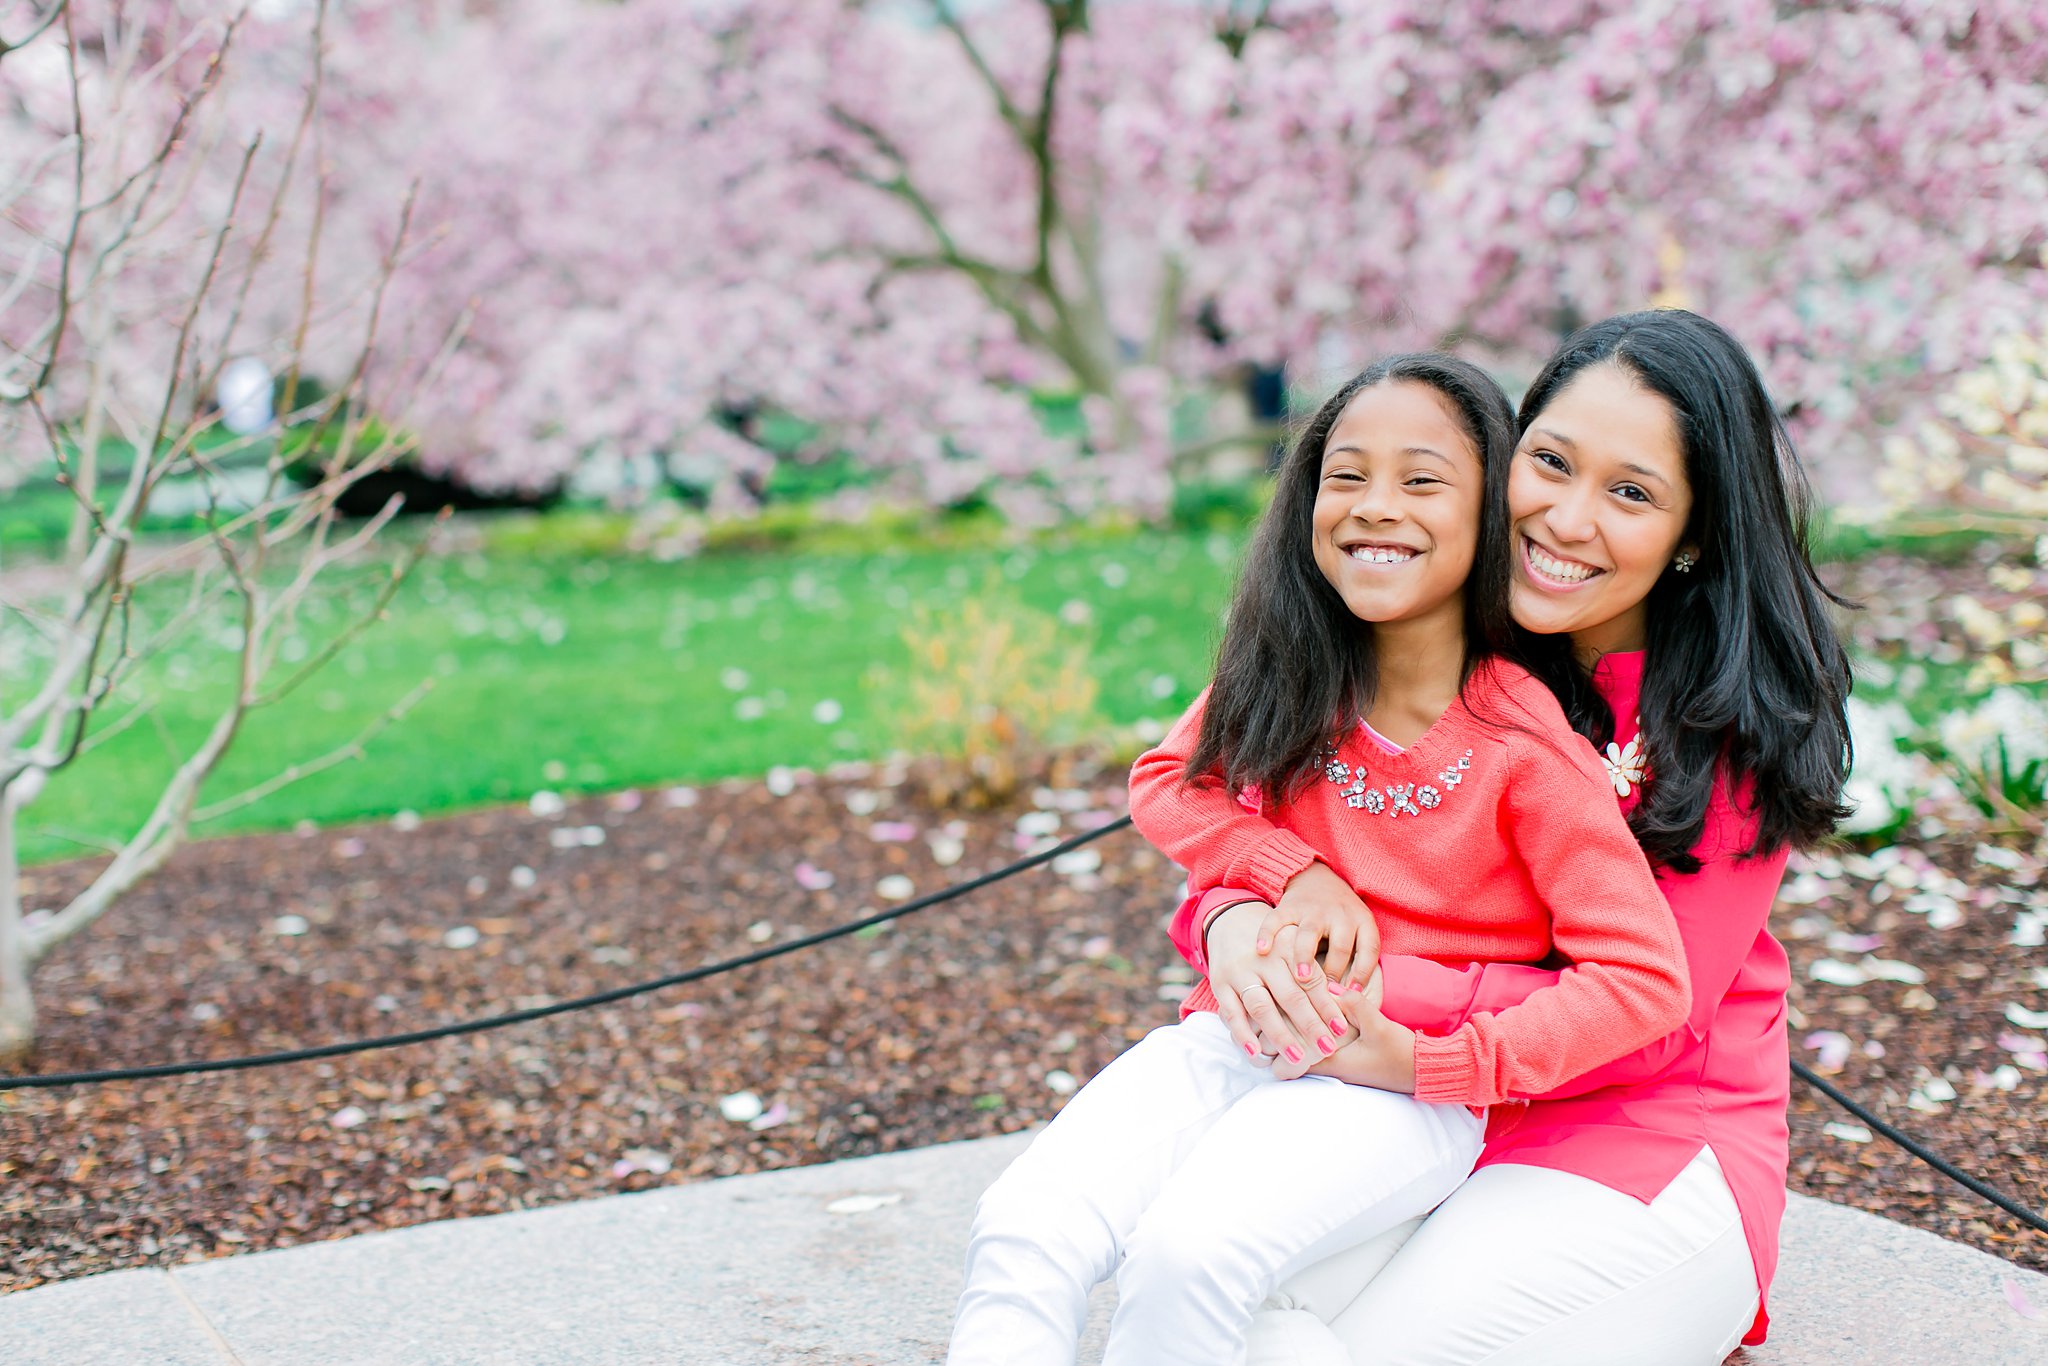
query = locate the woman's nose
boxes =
[1541,484,1598,544]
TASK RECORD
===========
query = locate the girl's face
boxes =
[1311,381,1483,632]
[1508,362,1695,656]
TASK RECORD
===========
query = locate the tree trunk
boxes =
[0,800,35,1066]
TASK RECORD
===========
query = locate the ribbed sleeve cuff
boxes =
[1410,1033,1479,1105]
[1239,830,1323,903]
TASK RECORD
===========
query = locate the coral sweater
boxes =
[1128,659,1691,1108]
[1169,651,1792,1346]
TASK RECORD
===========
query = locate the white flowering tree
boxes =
[0,0,445,1060]
[1877,321,2048,688]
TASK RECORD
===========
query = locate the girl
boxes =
[947,353,1694,1366]
[1195,311,1852,1365]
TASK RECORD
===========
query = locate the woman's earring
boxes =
[1673,551,1697,573]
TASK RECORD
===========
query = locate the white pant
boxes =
[949,1013,1486,1366]
[1245,1146,1759,1366]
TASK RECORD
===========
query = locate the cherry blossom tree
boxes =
[295,1,2048,517]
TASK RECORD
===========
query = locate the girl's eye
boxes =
[1531,449,1568,474]
[1613,484,1651,504]
[1324,470,1364,483]
[1404,475,1442,488]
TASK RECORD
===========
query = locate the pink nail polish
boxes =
[1296,963,1311,981]
[1346,981,1363,995]
[1329,1017,1346,1035]
[1244,1041,1258,1058]
[1256,938,1270,953]
[1316,1035,1335,1055]
[1283,1045,1303,1064]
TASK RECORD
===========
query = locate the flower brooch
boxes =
[1603,723,1646,797]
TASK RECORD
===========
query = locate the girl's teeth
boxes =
[1349,547,1415,564]
[1528,541,1598,583]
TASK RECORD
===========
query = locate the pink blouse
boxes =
[1170,651,1791,1346]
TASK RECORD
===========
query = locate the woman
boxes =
[1182,309,1852,1364]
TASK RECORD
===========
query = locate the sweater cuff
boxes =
[1239,830,1323,904]
[1410,1033,1479,1106]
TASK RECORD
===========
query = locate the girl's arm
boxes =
[1326,732,1692,1107]
[1128,690,1323,904]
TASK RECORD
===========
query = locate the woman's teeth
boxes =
[1348,546,1416,565]
[1525,539,1601,583]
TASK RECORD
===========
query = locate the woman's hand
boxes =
[1253,862,1381,995]
[1206,907,1351,1078]
[1307,980,1417,1093]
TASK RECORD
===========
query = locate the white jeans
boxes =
[949,1013,1486,1366]
[1245,1146,1759,1366]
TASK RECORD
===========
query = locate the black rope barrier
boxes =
[2,810,2041,1239]
[1791,1057,2048,1235]
[0,816,1133,1090]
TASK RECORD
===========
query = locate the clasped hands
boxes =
[1203,861,1417,1092]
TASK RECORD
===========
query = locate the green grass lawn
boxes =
[13,515,1246,865]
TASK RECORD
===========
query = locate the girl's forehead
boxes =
[1324,382,1475,459]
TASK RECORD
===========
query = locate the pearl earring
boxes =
[1673,551,1697,573]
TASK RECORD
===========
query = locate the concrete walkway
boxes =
[4,1130,2045,1364]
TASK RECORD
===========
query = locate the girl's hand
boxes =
[1253,862,1381,995]
[1206,907,1350,1075]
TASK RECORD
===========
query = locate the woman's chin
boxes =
[1509,585,1590,637]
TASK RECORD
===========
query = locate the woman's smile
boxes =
[1518,535,1605,589]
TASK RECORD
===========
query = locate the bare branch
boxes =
[191,675,434,824]
[0,0,67,62]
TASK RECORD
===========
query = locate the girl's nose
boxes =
[1346,478,1401,522]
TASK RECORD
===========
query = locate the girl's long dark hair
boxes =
[1517,309,1853,872]
[1188,353,1519,803]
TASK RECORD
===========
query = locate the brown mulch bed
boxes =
[2,759,2044,1296]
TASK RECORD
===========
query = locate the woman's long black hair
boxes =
[1516,309,1854,872]
[1187,353,1520,803]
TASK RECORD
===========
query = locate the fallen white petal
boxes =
[748,1101,790,1131]
[442,925,480,950]
[2004,1003,2048,1030]
[1822,1122,1872,1144]
[1045,1069,1078,1095]
[719,1091,764,1123]
[1807,959,1867,986]
[1857,956,1926,985]
[826,1193,902,1215]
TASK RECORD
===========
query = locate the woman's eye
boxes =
[1531,450,1568,473]
[1613,484,1650,504]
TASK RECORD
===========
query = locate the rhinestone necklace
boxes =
[1320,747,1474,818]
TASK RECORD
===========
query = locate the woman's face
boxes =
[1311,380,1483,633]
[1508,362,1695,657]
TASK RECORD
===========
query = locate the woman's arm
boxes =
[1382,732,1693,1107]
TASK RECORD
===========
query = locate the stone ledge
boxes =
[4,1131,2044,1364]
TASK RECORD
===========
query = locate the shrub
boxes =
[871,586,1102,809]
